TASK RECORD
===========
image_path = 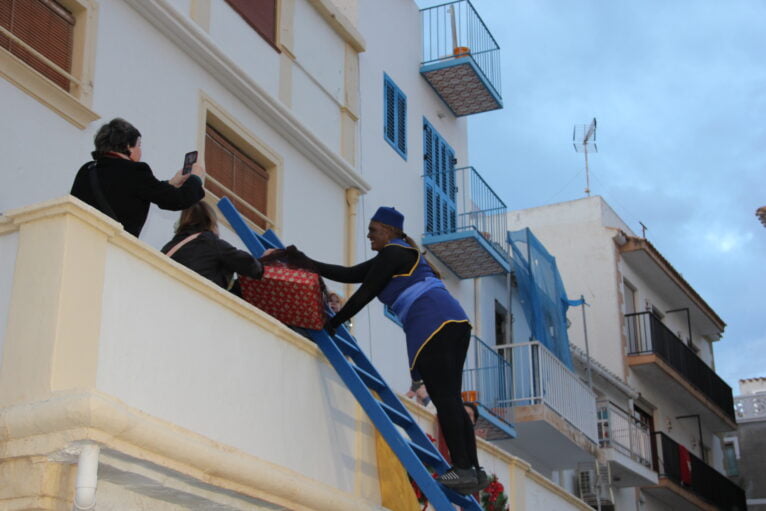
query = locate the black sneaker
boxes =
[436,467,478,494]
[475,467,490,493]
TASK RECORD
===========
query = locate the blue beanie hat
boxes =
[371,206,404,231]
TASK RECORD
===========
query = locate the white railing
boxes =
[734,394,766,422]
[504,341,598,442]
[597,401,652,467]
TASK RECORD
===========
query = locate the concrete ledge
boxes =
[0,391,385,511]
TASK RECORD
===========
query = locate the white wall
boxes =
[1,0,351,265]
[96,245,373,493]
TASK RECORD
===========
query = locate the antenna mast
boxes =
[573,118,598,196]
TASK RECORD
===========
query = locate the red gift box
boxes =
[239,265,326,330]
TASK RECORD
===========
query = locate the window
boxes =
[225,0,278,49]
[723,438,739,477]
[1,0,74,90]
[495,300,509,346]
[383,74,406,159]
[205,124,270,229]
[623,279,637,314]
[423,119,456,235]
[383,305,402,327]
[0,0,98,128]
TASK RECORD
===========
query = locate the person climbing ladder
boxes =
[303,206,489,495]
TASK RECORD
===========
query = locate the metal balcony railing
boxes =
[652,432,746,511]
[505,341,598,442]
[462,335,513,425]
[625,312,735,422]
[734,393,766,422]
[420,0,501,100]
[597,401,652,467]
[424,166,509,259]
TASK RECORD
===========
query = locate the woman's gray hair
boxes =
[92,118,141,159]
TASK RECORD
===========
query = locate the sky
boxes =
[454,0,765,392]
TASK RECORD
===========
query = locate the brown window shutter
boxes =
[225,0,277,49]
[205,125,270,229]
[1,2,11,50]
[5,0,74,92]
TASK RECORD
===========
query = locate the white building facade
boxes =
[0,0,593,510]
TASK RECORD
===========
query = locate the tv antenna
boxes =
[573,118,598,196]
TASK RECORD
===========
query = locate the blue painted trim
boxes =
[476,403,518,439]
[383,73,407,160]
[419,57,503,118]
[422,229,511,273]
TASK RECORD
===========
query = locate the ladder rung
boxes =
[408,440,442,468]
[335,333,361,357]
[352,365,385,391]
[379,401,414,428]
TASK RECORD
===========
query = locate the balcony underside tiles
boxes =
[420,60,502,117]
[424,235,507,279]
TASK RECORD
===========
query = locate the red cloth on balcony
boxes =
[678,444,693,485]
[240,265,326,330]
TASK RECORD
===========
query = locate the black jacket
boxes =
[71,156,204,237]
[161,230,263,290]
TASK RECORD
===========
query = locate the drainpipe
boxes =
[72,443,100,511]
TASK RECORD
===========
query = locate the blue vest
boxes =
[378,239,469,370]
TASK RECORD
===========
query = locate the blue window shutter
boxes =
[384,80,396,144]
[396,91,407,155]
[423,119,457,236]
[383,74,407,160]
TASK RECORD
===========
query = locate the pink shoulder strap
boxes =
[165,232,202,258]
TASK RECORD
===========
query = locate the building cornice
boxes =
[126,0,370,192]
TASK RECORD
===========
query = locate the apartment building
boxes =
[506,196,747,511]
[0,0,594,509]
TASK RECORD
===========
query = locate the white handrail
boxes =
[508,341,598,442]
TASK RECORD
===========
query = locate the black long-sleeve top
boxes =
[313,245,418,329]
[71,156,204,237]
[162,230,263,289]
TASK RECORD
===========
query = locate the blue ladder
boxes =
[217,198,482,511]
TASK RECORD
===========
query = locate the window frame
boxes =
[383,73,407,160]
[197,92,283,235]
[223,0,280,52]
[0,0,99,129]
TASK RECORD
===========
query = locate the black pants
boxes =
[414,321,478,469]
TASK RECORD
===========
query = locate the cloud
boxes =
[704,229,754,254]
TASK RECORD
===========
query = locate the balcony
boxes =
[644,432,746,511]
[626,312,737,431]
[419,0,502,116]
[498,341,598,470]
[461,336,517,440]
[597,401,658,487]
[422,166,510,279]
